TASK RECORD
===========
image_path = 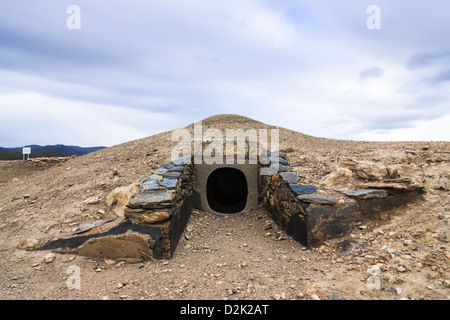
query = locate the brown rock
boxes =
[17,239,39,250]
[106,183,140,216]
[74,231,153,260]
[140,211,171,224]
[320,168,354,186]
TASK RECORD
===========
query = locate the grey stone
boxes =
[327,293,345,300]
[289,184,317,196]
[139,179,162,191]
[279,172,299,184]
[383,178,411,183]
[129,189,175,207]
[297,194,337,205]
[355,182,421,193]
[149,174,163,182]
[154,167,168,174]
[337,189,387,199]
[271,163,289,172]
[75,220,109,234]
[269,155,288,165]
[44,253,56,263]
[159,179,178,189]
[337,239,360,255]
[172,156,191,166]
[162,171,182,179]
[158,163,174,169]
[168,166,185,172]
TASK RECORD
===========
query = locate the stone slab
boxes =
[280,172,299,184]
[158,163,174,169]
[288,184,317,196]
[162,171,182,179]
[337,189,387,199]
[159,179,178,189]
[297,194,337,205]
[128,189,175,207]
[139,179,162,191]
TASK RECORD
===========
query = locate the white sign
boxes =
[22,147,31,155]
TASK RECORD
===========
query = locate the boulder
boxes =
[17,239,39,250]
[338,158,399,181]
[139,211,171,224]
[106,183,140,216]
[320,168,354,186]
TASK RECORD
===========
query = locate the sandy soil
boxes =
[0,115,448,300]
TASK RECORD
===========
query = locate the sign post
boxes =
[22,147,31,160]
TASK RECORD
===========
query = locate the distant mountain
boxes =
[0,144,106,160]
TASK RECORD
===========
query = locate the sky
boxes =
[0,0,449,147]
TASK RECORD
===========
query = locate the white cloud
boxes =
[359,113,450,141]
[0,91,189,147]
[0,1,449,146]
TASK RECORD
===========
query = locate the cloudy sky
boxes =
[1,0,449,147]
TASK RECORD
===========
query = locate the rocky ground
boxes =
[0,115,448,300]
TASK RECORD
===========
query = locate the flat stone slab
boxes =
[355,182,419,192]
[158,163,174,169]
[337,189,387,199]
[149,174,163,182]
[169,166,185,172]
[74,219,112,234]
[289,184,317,196]
[159,179,178,189]
[271,163,289,172]
[280,172,299,184]
[297,194,337,205]
[154,167,168,174]
[162,171,182,179]
[269,155,288,165]
[129,189,175,207]
[139,179,162,191]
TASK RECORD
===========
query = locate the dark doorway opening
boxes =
[206,167,248,214]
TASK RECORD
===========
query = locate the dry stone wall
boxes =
[34,152,425,261]
[261,155,425,247]
[124,158,194,259]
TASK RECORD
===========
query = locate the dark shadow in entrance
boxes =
[207,167,248,214]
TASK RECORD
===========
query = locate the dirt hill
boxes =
[0,114,448,300]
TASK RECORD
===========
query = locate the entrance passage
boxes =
[206,167,248,214]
